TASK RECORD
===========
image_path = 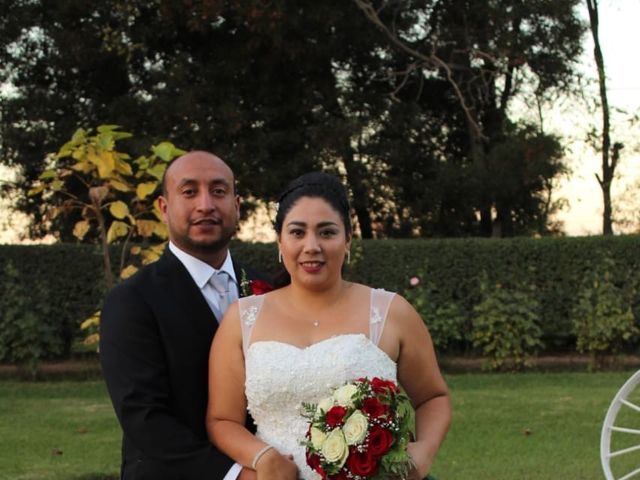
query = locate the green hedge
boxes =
[347,236,640,356]
[0,244,108,367]
[2,236,640,365]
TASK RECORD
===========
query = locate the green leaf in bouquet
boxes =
[396,389,416,439]
[301,402,318,419]
[379,447,415,479]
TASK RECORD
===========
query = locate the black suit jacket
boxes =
[100,248,264,480]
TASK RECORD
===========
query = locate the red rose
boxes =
[307,452,322,473]
[326,405,348,428]
[371,377,398,394]
[362,397,389,419]
[347,447,378,477]
[317,466,326,478]
[368,425,394,456]
[250,279,273,295]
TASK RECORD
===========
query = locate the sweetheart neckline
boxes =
[248,332,366,351]
[247,333,396,363]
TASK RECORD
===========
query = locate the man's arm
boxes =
[100,282,233,478]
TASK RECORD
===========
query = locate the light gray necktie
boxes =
[209,271,231,319]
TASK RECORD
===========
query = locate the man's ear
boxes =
[157,195,168,221]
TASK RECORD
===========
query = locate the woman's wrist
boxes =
[407,440,433,478]
[251,445,274,469]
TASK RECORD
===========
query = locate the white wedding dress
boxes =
[239,288,398,480]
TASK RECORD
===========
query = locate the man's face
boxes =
[158,152,240,261]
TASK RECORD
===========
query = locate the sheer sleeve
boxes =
[238,295,265,357]
[369,288,395,346]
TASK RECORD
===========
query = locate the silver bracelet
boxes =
[251,445,274,469]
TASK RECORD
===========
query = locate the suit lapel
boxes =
[157,249,221,334]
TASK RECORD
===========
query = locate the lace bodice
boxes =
[239,289,397,480]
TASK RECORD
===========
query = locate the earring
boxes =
[278,251,283,263]
[346,250,351,265]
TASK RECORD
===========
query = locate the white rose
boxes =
[310,427,327,450]
[342,410,368,445]
[332,384,358,407]
[316,396,334,415]
[321,428,349,467]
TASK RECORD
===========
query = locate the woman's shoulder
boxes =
[350,283,404,304]
[370,288,418,324]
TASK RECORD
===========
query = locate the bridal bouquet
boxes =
[301,377,415,479]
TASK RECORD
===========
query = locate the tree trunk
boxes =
[342,146,374,238]
[587,0,615,235]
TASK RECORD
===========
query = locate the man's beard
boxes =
[182,224,236,254]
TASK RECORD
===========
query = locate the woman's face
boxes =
[277,196,351,291]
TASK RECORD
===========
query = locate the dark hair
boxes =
[274,172,352,236]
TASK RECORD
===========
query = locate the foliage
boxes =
[27,125,184,346]
[471,272,543,371]
[1,0,586,239]
[29,125,183,288]
[571,255,638,368]
[5,235,640,360]
[354,0,586,237]
[403,275,466,352]
[0,260,61,376]
[0,244,108,362]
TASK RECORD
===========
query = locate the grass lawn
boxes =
[0,371,635,479]
[432,371,633,479]
[0,381,119,480]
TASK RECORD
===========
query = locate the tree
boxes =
[586,0,620,235]
[28,124,184,347]
[29,125,183,289]
[1,1,385,236]
[353,0,586,236]
[2,0,587,239]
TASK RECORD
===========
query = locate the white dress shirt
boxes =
[168,242,242,480]
[169,242,239,319]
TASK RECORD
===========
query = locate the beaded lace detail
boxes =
[242,305,259,327]
[239,288,397,480]
[371,307,382,324]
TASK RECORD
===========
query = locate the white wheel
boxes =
[602,370,640,480]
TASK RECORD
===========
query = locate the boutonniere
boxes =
[239,268,274,297]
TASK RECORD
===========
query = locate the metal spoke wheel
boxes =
[602,370,640,480]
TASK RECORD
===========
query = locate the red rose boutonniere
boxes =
[239,268,274,297]
[249,279,273,295]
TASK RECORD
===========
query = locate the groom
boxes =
[100,151,267,480]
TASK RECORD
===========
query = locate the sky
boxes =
[1,1,639,243]
[549,0,640,235]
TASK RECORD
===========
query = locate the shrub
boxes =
[471,273,543,371]
[4,235,640,362]
[0,244,107,361]
[0,260,63,376]
[403,274,467,352]
[571,255,638,368]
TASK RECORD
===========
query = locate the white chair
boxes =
[602,370,640,480]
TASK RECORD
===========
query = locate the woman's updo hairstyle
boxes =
[274,172,352,236]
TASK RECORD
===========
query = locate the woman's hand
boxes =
[255,448,298,480]
[237,467,257,480]
[406,441,433,480]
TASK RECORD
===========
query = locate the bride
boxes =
[206,172,451,479]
